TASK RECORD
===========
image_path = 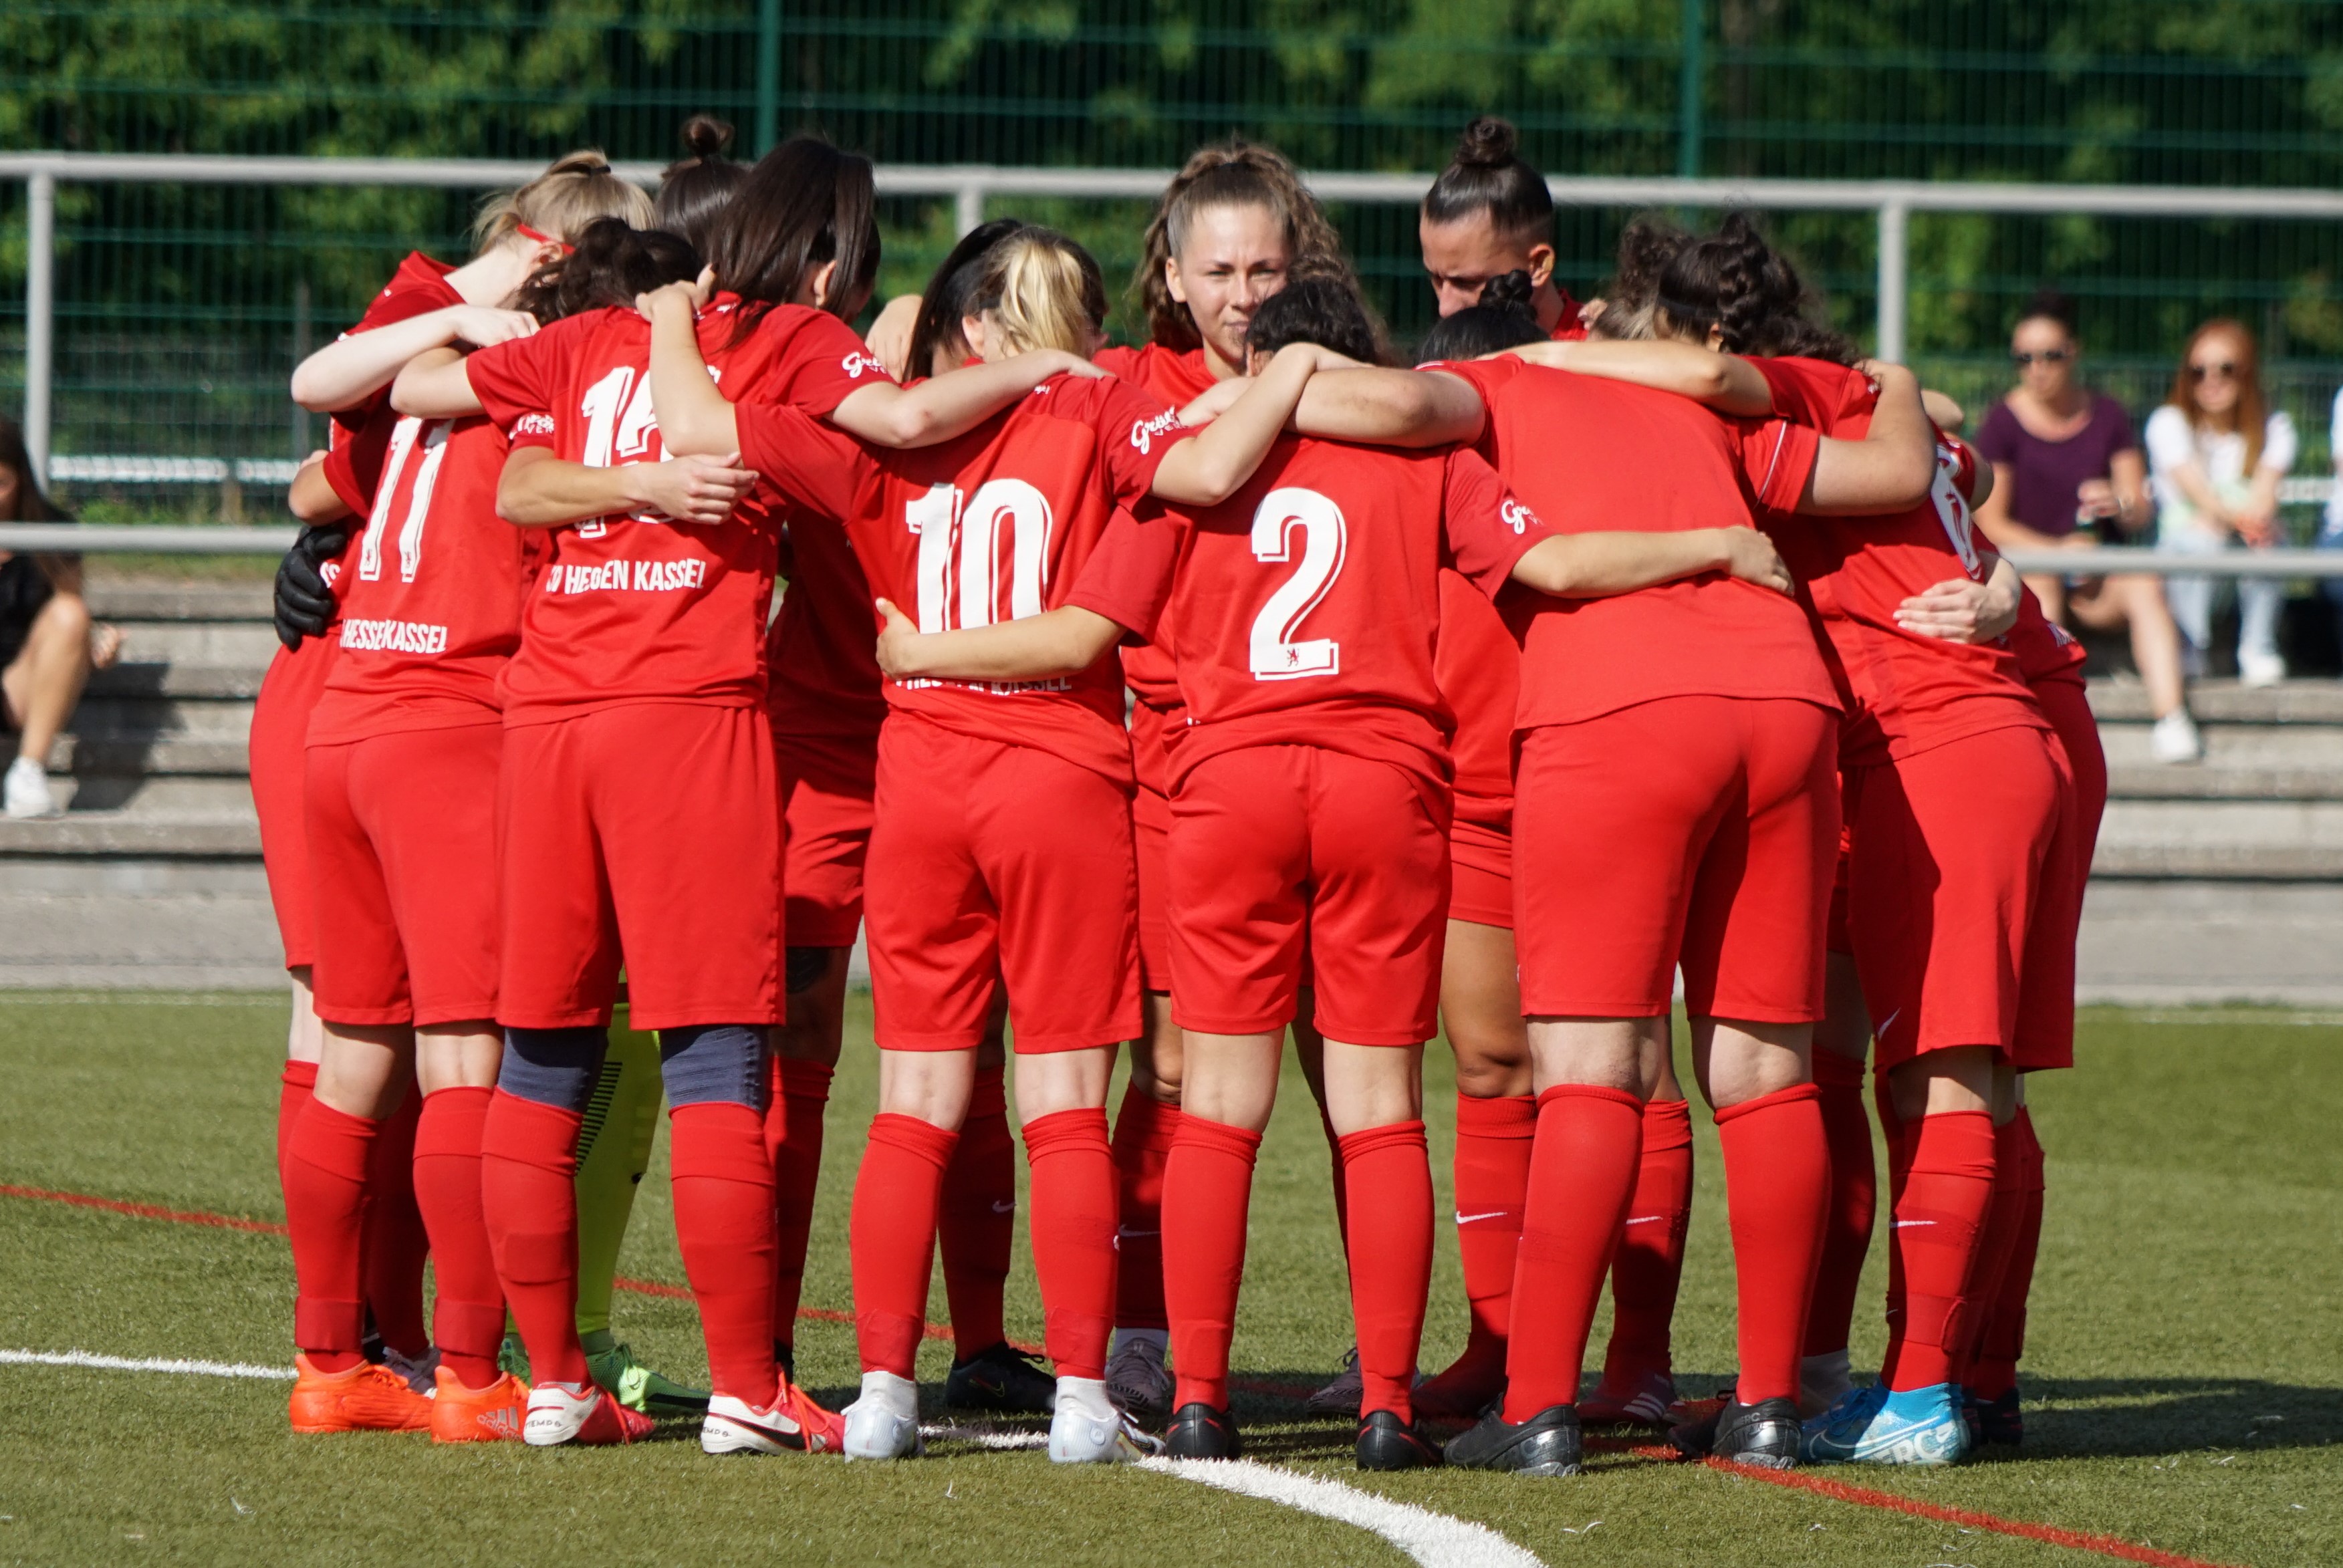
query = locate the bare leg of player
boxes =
[1801,950,1874,1416]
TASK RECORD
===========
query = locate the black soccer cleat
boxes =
[1164,1401,1243,1460]
[1971,1386,2023,1447]
[1356,1409,1445,1471]
[1669,1396,1801,1469]
[1443,1403,1582,1477]
[943,1341,1056,1414]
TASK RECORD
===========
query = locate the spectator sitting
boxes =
[2146,318,2296,688]
[0,419,123,819]
[1973,288,2199,763]
[2320,385,2343,656]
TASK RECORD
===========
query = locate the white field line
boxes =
[1142,1456,1548,1568]
[1,1347,294,1380]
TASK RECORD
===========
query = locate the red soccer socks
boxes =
[1803,1048,1876,1359]
[767,1057,833,1347]
[1162,1114,1262,1412]
[412,1086,504,1390]
[283,1098,379,1374]
[1600,1096,1694,1387]
[1879,1107,1997,1392]
[481,1089,590,1388]
[1715,1083,1830,1406]
[851,1112,959,1378]
[1967,1106,2046,1399]
[1340,1120,1433,1423]
[1110,1081,1180,1331]
[939,1065,1014,1360]
[1023,1107,1118,1382]
[668,1101,781,1404]
[360,1087,430,1360]
[1502,1085,1643,1423]
[1435,1093,1534,1394]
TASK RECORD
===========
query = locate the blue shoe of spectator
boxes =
[1800,1382,1971,1466]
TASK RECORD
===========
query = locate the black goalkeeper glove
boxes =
[273,524,349,650]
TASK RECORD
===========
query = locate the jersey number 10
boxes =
[904,479,1056,632]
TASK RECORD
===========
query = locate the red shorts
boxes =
[250,636,338,970]
[777,729,877,949]
[1514,696,1838,1023]
[1826,817,1854,956]
[497,703,785,1031]
[866,716,1140,1053]
[2019,677,2103,1073]
[305,723,501,1028]
[1844,725,2067,1071]
[1168,745,1448,1047]
[1132,779,1174,993]
[1448,815,1513,930]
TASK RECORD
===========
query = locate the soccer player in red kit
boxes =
[1417,117,1584,337]
[1283,328,1935,1475]
[647,227,1334,1465]
[270,153,649,1430]
[868,277,1802,1470]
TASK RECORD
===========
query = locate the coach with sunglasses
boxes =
[1974,288,2199,762]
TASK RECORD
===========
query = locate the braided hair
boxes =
[1654,212,1858,365]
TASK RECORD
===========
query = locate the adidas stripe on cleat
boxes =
[523,1382,655,1446]
[287,1354,435,1434]
[702,1385,846,1456]
[1579,1367,1679,1429]
[430,1368,527,1444]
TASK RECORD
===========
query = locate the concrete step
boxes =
[100,619,281,667]
[40,776,259,817]
[85,582,274,622]
[83,662,266,702]
[2088,677,2343,725]
[68,695,255,740]
[0,815,262,858]
[51,733,253,778]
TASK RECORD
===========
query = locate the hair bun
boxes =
[1455,116,1519,169]
[1482,269,1537,315]
[681,115,735,160]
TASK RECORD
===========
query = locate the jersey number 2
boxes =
[1249,487,1346,680]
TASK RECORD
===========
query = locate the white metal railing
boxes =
[17,152,2343,487]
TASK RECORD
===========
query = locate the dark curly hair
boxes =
[1653,212,1858,365]
[512,217,702,325]
[1415,269,1546,362]
[1244,273,1388,366]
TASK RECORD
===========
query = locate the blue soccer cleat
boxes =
[1801,1382,1972,1466]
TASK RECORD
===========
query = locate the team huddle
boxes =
[261,112,2098,1478]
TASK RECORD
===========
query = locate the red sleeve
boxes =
[1089,376,1183,507]
[1421,356,1519,404]
[1947,433,1981,503]
[1735,417,1822,514]
[1751,357,1874,432]
[1067,509,1182,640]
[735,401,870,521]
[324,279,460,438]
[1439,448,1556,599]
[765,311,898,416]
[1092,344,1144,380]
[467,318,584,436]
[507,409,558,454]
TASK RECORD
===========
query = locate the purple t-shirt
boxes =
[1970,393,2137,537]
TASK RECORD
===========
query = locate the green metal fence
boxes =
[7,3,2343,515]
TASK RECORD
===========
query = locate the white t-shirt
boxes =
[2144,404,2296,543]
[2326,388,2343,539]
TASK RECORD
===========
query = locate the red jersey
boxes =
[735,372,1184,785]
[1070,439,1553,795]
[1095,342,1218,717]
[1436,356,1832,729]
[1437,572,1522,829]
[307,414,555,745]
[321,253,463,523]
[1753,357,2048,767]
[464,299,892,723]
[1549,285,1589,343]
[2008,588,2087,688]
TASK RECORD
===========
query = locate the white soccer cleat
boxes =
[3,756,57,819]
[701,1388,845,1456]
[523,1380,653,1446]
[2240,651,2287,689]
[1104,1331,1173,1427]
[1049,1378,1166,1464]
[2150,708,2203,764]
[842,1370,924,1460]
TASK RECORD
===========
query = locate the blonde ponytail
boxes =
[473,150,654,255]
[971,229,1107,359]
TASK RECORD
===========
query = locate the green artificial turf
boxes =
[0,995,2336,1566]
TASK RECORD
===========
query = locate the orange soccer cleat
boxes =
[287,1353,435,1434]
[430,1367,529,1443]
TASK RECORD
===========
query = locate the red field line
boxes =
[0,1181,2248,1566]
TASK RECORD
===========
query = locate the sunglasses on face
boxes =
[2189,362,2238,382]
[2011,348,2073,366]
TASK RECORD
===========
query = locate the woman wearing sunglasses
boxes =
[1973,290,2197,762]
[2144,319,2296,688]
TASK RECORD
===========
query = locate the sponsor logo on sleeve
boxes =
[841,352,889,381]
[1499,498,1538,535]
[1128,408,1185,456]
[514,412,556,437]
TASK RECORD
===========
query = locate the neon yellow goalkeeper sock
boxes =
[572,1025,663,1339]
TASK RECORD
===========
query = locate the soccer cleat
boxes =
[1801,1382,1971,1466]
[523,1381,655,1446]
[1968,1386,2024,1447]
[1412,1351,1506,1421]
[1443,1404,1582,1477]
[1579,1367,1678,1429]
[1049,1383,1166,1464]
[499,1331,529,1382]
[1356,1409,1445,1471]
[1304,1345,1364,1417]
[287,1353,435,1434]
[584,1331,709,1416]
[430,1368,527,1444]
[3,757,57,820]
[1799,1349,1854,1420]
[1669,1396,1801,1469]
[1104,1333,1173,1428]
[842,1370,924,1460]
[380,1344,441,1398]
[701,1384,846,1456]
[943,1341,1056,1414]
[1164,1401,1242,1460]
